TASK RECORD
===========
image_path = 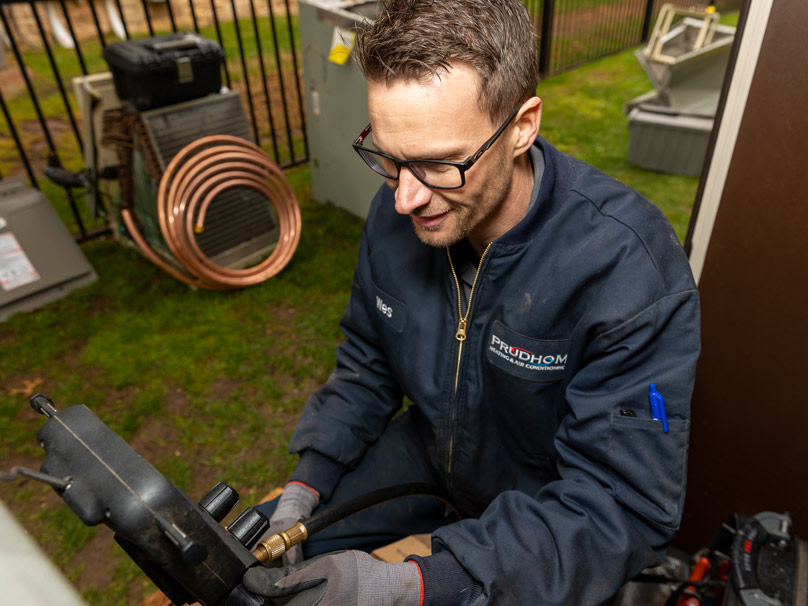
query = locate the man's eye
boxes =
[418,162,452,174]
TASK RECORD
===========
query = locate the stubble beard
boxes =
[410,161,515,249]
[410,207,470,248]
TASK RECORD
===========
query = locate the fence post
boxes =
[641,0,656,42]
[538,0,554,77]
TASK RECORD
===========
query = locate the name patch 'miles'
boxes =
[486,321,569,382]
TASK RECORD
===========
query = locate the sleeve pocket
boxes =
[607,414,690,530]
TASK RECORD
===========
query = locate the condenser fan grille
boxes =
[194,187,280,268]
[135,91,280,270]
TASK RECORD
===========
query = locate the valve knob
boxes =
[228,506,269,548]
[199,482,239,522]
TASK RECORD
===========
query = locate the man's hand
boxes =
[243,550,423,606]
[257,482,319,564]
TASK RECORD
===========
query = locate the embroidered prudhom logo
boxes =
[489,334,567,371]
[485,321,569,382]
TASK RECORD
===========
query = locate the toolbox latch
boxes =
[176,57,194,84]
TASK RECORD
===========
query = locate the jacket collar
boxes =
[495,136,574,247]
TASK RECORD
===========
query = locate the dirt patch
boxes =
[228,65,306,140]
[208,375,241,402]
[73,526,117,591]
[277,374,320,405]
[18,117,71,139]
[188,460,222,505]
[0,64,35,99]
[3,117,78,179]
[129,410,181,463]
[268,406,301,438]
[129,386,206,485]
[164,384,192,416]
[126,384,219,501]
[264,304,297,337]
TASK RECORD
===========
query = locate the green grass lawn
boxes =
[540,50,700,241]
[0,11,738,602]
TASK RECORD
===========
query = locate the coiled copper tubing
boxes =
[122,135,301,290]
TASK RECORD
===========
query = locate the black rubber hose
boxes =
[301,483,461,537]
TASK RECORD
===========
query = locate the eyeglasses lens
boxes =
[408,162,462,188]
[357,149,395,178]
[357,149,462,188]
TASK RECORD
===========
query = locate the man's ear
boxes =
[512,97,542,157]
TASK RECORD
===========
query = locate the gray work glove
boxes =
[243,550,422,606]
[256,482,320,565]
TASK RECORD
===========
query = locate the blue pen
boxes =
[648,383,669,433]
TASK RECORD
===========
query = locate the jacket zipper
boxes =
[445,242,492,487]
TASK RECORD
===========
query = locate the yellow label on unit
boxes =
[328,27,356,65]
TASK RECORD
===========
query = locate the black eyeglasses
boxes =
[352,107,520,190]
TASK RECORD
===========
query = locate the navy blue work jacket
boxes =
[290,136,701,604]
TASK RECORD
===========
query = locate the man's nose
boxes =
[394,168,433,215]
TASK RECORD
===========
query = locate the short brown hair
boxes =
[354,0,540,123]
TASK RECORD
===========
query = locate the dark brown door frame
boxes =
[678,0,808,551]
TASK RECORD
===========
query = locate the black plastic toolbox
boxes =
[103,32,225,111]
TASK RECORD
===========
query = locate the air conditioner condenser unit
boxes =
[103,90,300,289]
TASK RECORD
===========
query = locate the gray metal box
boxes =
[0,179,97,322]
[627,107,713,177]
[300,0,384,219]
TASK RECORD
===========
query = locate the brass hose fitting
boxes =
[251,521,308,563]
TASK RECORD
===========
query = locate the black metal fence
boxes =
[527,0,742,76]
[0,0,742,240]
[0,0,306,240]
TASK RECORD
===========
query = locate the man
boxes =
[246,0,700,604]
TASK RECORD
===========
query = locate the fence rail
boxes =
[0,0,741,240]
